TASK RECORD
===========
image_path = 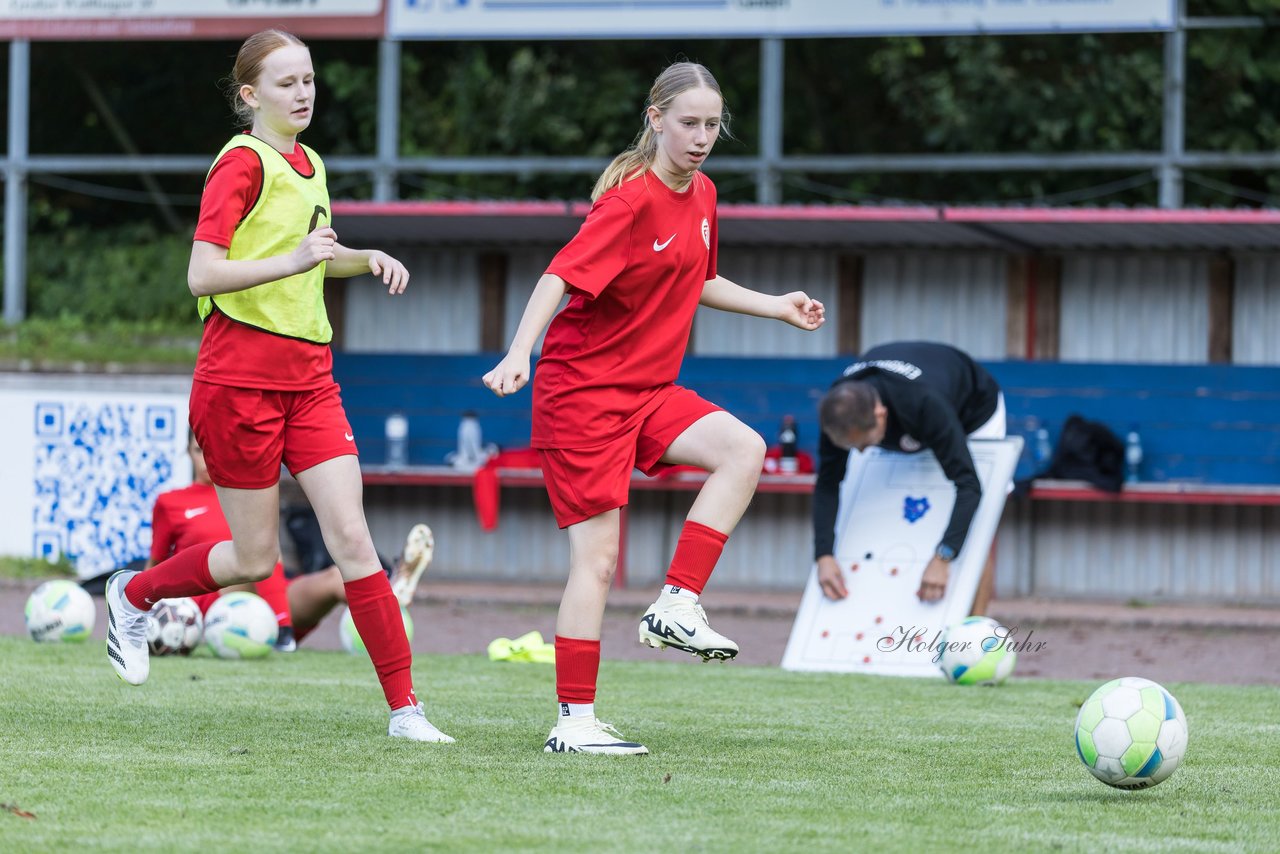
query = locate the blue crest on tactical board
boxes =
[903,495,930,523]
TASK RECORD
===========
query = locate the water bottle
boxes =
[779,415,798,474]
[385,411,409,468]
[1034,427,1053,467]
[450,411,486,471]
[458,412,483,462]
[1124,426,1143,484]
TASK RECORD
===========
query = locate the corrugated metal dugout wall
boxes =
[343,248,482,352]
[995,499,1280,604]
[1059,254,1208,363]
[860,253,1007,359]
[693,249,839,357]
[1233,254,1280,366]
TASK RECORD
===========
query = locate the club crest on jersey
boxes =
[701,217,710,250]
[899,434,922,452]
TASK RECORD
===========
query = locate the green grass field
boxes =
[1,638,1276,853]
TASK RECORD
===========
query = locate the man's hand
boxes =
[817,555,848,600]
[917,555,950,602]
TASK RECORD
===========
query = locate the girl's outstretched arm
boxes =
[699,275,825,330]
[482,273,569,397]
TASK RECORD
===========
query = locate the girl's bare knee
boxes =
[576,551,618,589]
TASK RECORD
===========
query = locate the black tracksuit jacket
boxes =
[813,341,1001,561]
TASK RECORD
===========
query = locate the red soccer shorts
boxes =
[189,380,358,490]
[538,385,721,528]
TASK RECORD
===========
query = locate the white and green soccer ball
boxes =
[937,615,1016,685]
[338,605,414,656]
[203,592,277,659]
[25,579,95,643]
[1075,676,1188,790]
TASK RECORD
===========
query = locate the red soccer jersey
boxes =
[533,171,718,447]
[192,137,332,391]
[148,483,232,563]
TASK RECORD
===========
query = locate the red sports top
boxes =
[533,171,719,447]
[149,483,232,562]
[192,137,332,391]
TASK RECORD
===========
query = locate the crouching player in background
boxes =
[146,431,435,646]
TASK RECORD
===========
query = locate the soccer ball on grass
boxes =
[204,591,277,659]
[1075,676,1188,789]
[146,597,203,656]
[937,615,1016,685]
[25,579,95,643]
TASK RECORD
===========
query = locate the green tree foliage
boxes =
[26,221,195,325]
[392,41,758,200]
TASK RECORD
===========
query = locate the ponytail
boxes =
[591,126,659,201]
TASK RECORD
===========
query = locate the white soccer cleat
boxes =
[105,570,151,685]
[391,524,434,607]
[388,702,455,743]
[639,592,739,661]
[543,716,649,755]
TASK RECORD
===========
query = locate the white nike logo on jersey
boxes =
[344,432,354,442]
[653,234,676,252]
[184,507,208,520]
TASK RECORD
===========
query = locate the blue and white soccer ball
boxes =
[937,615,1016,685]
[338,605,414,656]
[1075,676,1188,789]
[24,579,95,643]
[203,592,277,659]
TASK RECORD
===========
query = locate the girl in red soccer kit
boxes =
[484,62,825,754]
[105,29,452,743]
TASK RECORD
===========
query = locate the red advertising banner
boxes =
[0,1,384,40]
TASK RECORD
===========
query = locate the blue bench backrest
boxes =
[333,353,1280,486]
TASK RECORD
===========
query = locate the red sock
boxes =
[555,635,600,704]
[253,562,293,627]
[344,573,416,711]
[663,521,728,595]
[125,541,220,609]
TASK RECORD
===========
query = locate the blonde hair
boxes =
[591,61,730,201]
[225,29,308,127]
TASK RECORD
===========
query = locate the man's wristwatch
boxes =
[935,544,957,562]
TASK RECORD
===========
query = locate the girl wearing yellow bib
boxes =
[104,29,453,744]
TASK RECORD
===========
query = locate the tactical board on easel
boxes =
[781,437,1023,677]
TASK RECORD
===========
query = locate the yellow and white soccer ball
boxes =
[25,579,95,643]
[203,591,277,659]
[338,605,414,655]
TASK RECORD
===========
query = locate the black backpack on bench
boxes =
[1040,414,1127,493]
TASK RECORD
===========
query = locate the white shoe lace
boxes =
[667,598,714,631]
[594,721,627,742]
[114,579,149,647]
[121,610,148,646]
